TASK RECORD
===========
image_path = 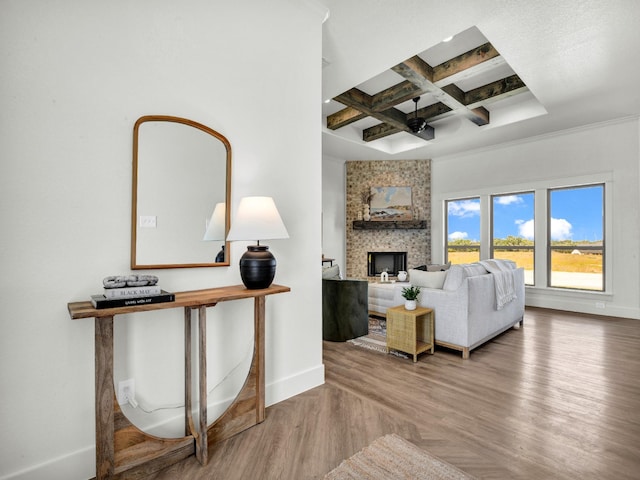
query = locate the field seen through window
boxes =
[448,250,603,290]
[448,251,603,273]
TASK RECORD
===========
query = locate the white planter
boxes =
[404,299,417,311]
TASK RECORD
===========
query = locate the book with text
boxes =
[91,291,175,309]
[103,285,162,298]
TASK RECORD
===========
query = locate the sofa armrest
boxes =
[416,283,470,345]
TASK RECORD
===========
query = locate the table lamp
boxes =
[203,202,227,262]
[226,196,289,289]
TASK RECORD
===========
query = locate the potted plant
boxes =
[401,285,421,311]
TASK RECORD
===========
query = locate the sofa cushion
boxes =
[441,264,487,291]
[368,282,398,300]
[322,264,341,279]
[440,265,461,291]
[463,263,488,277]
[408,269,447,289]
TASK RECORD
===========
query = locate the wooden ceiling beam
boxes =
[464,74,528,109]
[370,80,423,112]
[432,42,501,84]
[440,84,490,126]
[362,123,401,142]
[391,56,435,89]
[394,52,491,127]
[326,106,368,130]
[334,88,434,140]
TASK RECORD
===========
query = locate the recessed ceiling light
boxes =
[443,35,454,42]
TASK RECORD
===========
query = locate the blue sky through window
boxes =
[447,186,603,242]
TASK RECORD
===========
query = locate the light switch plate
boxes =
[139,215,157,228]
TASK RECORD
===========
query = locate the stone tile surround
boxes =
[346,160,431,279]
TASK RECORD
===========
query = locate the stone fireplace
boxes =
[346,160,431,279]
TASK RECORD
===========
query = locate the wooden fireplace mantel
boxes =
[352,220,427,230]
[68,284,290,479]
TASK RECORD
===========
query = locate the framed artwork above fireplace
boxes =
[370,186,412,221]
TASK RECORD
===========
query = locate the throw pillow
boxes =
[322,264,341,279]
[408,269,447,289]
[426,262,451,272]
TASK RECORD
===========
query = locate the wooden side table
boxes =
[386,305,435,362]
[321,256,334,266]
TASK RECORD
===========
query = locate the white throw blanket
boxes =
[479,260,518,310]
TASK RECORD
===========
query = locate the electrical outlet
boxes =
[595,302,605,309]
[117,378,135,406]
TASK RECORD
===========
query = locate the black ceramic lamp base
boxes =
[215,245,225,263]
[239,245,276,289]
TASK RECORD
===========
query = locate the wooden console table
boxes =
[68,284,290,479]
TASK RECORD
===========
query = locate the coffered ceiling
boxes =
[324,26,543,155]
[321,1,640,160]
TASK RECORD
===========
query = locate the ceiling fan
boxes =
[407,97,427,133]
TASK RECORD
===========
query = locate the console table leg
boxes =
[196,305,208,465]
[184,308,194,438]
[254,296,266,423]
[95,316,114,479]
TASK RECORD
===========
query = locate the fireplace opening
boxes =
[368,251,407,277]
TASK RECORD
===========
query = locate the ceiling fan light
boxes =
[407,116,426,133]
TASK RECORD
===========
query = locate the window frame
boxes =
[546,183,605,292]
[436,173,611,295]
[490,191,535,286]
[445,197,481,264]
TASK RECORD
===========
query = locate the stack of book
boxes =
[91,275,175,309]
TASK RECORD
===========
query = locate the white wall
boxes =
[0,1,326,478]
[431,118,640,319]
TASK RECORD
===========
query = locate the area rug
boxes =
[323,433,476,480]
[347,317,408,358]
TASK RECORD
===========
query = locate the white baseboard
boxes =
[1,364,326,480]
[0,446,95,480]
[525,294,640,320]
[266,363,325,406]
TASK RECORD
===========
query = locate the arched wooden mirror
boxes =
[131,115,231,269]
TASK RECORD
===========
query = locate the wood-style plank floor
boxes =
[147,308,640,479]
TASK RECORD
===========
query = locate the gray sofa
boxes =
[368,260,525,358]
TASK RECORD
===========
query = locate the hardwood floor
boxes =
[147,308,640,479]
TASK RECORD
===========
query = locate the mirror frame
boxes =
[131,115,232,269]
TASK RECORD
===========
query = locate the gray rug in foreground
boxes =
[324,434,476,480]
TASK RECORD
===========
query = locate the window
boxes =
[548,184,604,291]
[442,178,608,293]
[491,192,535,285]
[446,197,480,264]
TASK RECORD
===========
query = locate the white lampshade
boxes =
[203,202,226,241]
[226,196,289,242]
